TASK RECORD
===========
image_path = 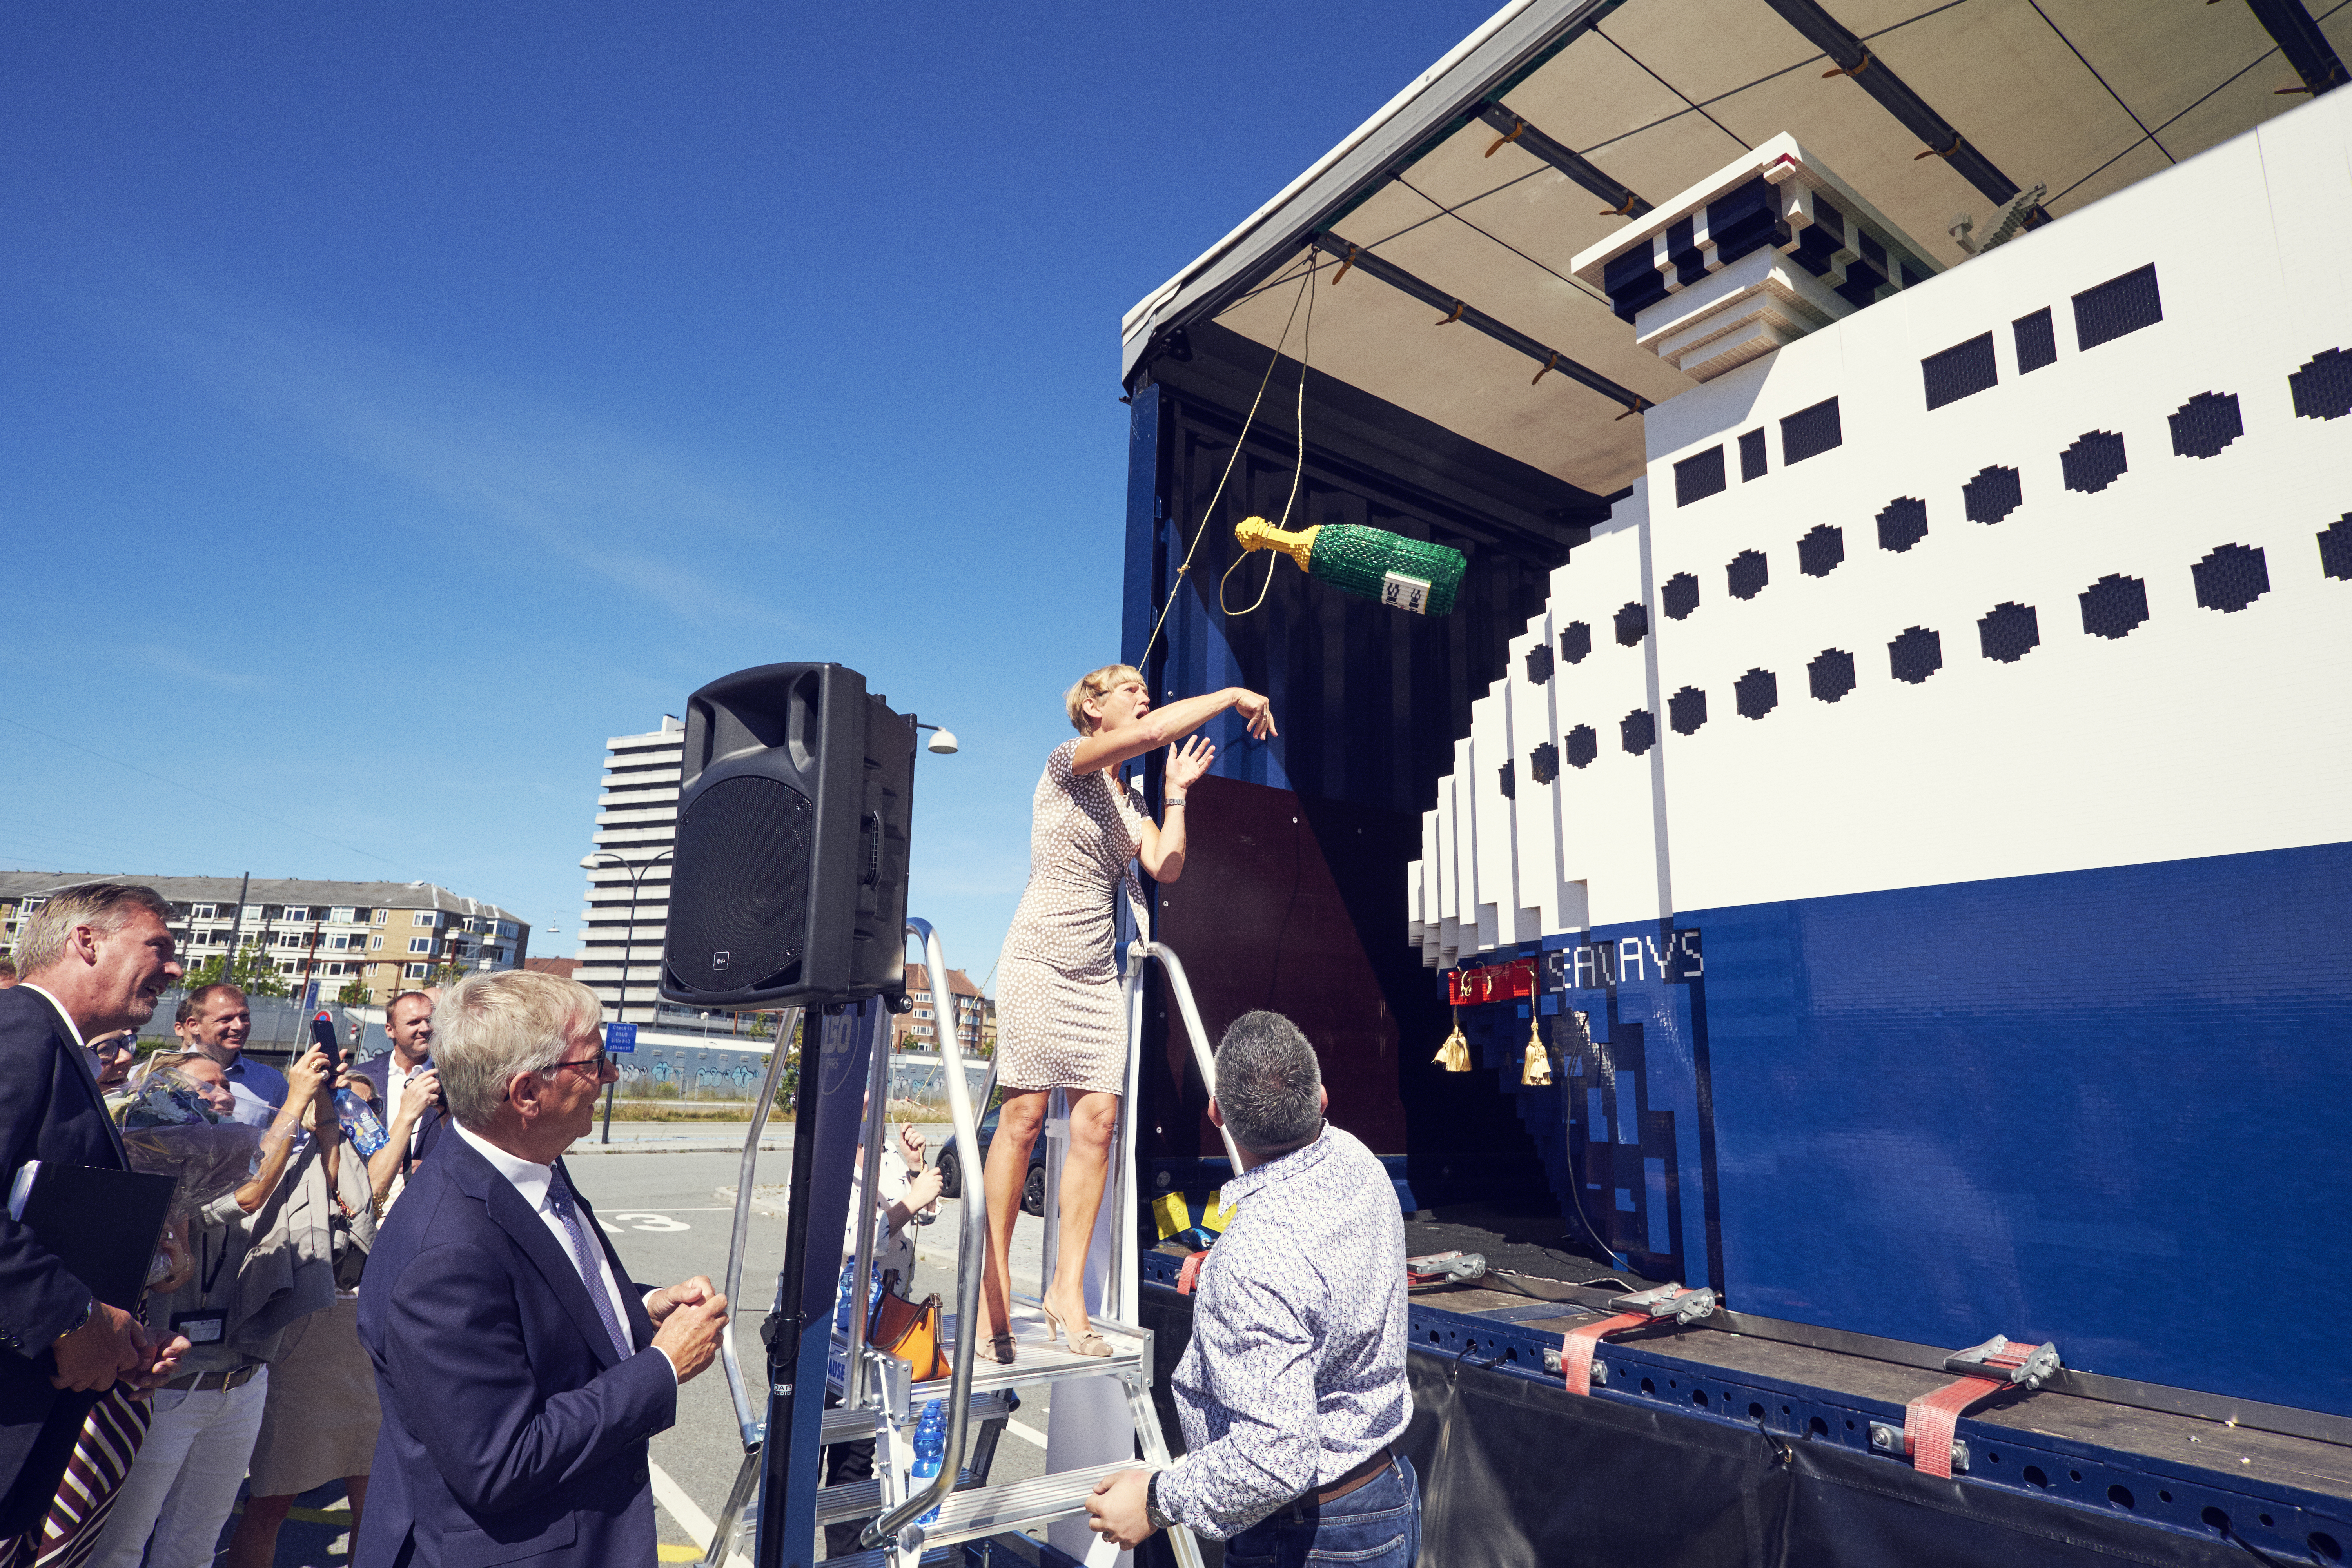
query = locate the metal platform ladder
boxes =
[693,921,1223,1568]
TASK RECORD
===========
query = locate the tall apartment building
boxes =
[575,715,681,1026]
[0,874,528,1005]
[891,962,988,1053]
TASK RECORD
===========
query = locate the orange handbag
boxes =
[869,1272,951,1383]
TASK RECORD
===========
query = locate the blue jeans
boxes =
[1223,1454,1420,1568]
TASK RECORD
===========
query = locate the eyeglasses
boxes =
[545,1051,611,1080]
[93,1038,138,1056]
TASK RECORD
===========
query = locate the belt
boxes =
[1272,1447,1395,1519]
[162,1364,263,1393]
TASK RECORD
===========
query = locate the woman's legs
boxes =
[1042,1091,1120,1335]
[980,1090,1049,1338]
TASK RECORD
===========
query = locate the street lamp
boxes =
[579,846,674,1144]
[916,722,958,755]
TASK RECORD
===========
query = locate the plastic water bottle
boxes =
[910,1399,946,1524]
[335,1085,388,1156]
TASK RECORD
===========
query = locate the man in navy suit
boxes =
[350,989,446,1202]
[0,884,191,1541]
[357,969,728,1568]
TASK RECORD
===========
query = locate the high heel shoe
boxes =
[976,1332,1018,1365]
[1041,1305,1111,1359]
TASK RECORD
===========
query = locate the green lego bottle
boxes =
[1233,516,1465,615]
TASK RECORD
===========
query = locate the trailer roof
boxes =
[1122,0,2349,497]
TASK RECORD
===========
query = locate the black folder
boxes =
[12,1163,176,1309]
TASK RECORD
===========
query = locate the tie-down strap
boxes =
[1902,1336,2061,1479]
[1560,1284,1717,1396]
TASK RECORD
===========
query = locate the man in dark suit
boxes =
[350,989,446,1201]
[0,884,191,1542]
[357,969,728,1568]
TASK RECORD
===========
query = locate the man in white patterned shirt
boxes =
[1087,1011,1419,1564]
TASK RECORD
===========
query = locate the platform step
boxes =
[813,1463,985,1527]
[820,1388,1018,1446]
[832,1314,1150,1401]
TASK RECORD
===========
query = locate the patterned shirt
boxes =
[1159,1125,1410,1539]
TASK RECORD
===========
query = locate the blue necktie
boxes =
[548,1167,633,1363]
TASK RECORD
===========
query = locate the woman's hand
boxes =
[897,1123,926,1170]
[284,1045,332,1110]
[394,1069,441,1129]
[1232,689,1277,740]
[1165,735,1214,794]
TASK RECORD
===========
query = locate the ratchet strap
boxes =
[1561,1284,1715,1396]
[1903,1335,2061,1479]
[1176,1250,1209,1297]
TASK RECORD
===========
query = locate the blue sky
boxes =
[1,0,1497,986]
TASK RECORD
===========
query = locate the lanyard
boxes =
[200,1229,232,1297]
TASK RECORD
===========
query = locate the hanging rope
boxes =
[1218,256,1318,618]
[1138,254,1316,668]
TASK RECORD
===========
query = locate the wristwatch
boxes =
[55,1297,94,1343]
[1146,1471,1176,1531]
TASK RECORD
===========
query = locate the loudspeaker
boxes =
[659,663,916,1009]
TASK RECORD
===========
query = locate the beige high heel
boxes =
[1041,1304,1111,1359]
[976,1332,1018,1365]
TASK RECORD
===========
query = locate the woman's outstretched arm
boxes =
[1137,735,1216,882]
[1073,686,1275,775]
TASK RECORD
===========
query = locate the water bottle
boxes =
[909,1399,946,1524]
[336,1085,389,1156]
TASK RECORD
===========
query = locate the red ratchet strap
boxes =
[1561,1283,1716,1396]
[1175,1251,1209,1296]
[1902,1336,2061,1479]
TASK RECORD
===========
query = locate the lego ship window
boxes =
[1797,524,1844,578]
[1978,601,2040,664]
[1620,709,1657,756]
[1662,572,1700,621]
[2192,543,2269,613]
[1808,648,1857,703]
[1498,759,1516,800]
[1877,497,1929,554]
[1963,465,2022,524]
[1726,549,1768,600]
[1526,644,1554,686]
[1529,742,1559,786]
[1561,621,1593,665]
[2061,430,2128,494]
[1888,626,1943,685]
[1614,602,1648,646]
[2014,308,2057,374]
[1566,724,1599,770]
[2079,573,2149,639]
[1739,428,1768,481]
[2288,348,2350,421]
[2168,392,2241,460]
[1668,686,1707,737]
[2321,515,2352,582]
[1781,398,1842,465]
[2073,263,2162,351]
[1734,667,1778,720]
[1922,333,1997,410]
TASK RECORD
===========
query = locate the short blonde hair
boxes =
[1063,664,1143,734]
[436,969,604,1128]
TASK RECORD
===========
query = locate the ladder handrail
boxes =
[866,918,990,1553]
[1123,940,1243,1172]
[715,1005,803,1452]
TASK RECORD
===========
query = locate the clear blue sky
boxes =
[1,0,1497,987]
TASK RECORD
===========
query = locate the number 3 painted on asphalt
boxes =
[606,1212,691,1232]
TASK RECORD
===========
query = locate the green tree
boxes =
[179,942,290,999]
[336,975,374,1007]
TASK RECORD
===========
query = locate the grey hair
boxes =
[11,883,174,977]
[434,969,603,1128]
[1213,1010,1324,1156]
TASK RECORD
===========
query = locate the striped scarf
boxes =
[0,1388,152,1568]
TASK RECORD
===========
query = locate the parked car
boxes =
[934,1103,1046,1217]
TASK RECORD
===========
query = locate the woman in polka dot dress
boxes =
[979,664,1276,1360]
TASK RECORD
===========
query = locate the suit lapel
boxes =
[458,1141,628,1370]
[53,1014,129,1168]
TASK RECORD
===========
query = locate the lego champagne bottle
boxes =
[1234,516,1466,615]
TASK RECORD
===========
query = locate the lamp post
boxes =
[579,846,673,1145]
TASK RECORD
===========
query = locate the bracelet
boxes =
[1164,795,1187,807]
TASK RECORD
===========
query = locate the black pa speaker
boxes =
[659,663,916,1009]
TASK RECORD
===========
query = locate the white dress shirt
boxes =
[381,1053,433,1203]
[451,1122,675,1383]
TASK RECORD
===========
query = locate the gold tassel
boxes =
[1434,1008,1472,1073]
[1521,1010,1552,1086]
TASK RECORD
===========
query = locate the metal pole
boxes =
[219,873,250,989]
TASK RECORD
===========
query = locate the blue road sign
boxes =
[607,1022,638,1053]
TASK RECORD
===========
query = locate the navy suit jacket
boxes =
[356,1131,675,1568]
[0,985,131,1535]
[352,1051,449,1176]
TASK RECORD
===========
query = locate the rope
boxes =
[1219,258,1318,618]
[1136,258,1315,671]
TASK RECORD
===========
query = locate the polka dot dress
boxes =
[995,738,1150,1097]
